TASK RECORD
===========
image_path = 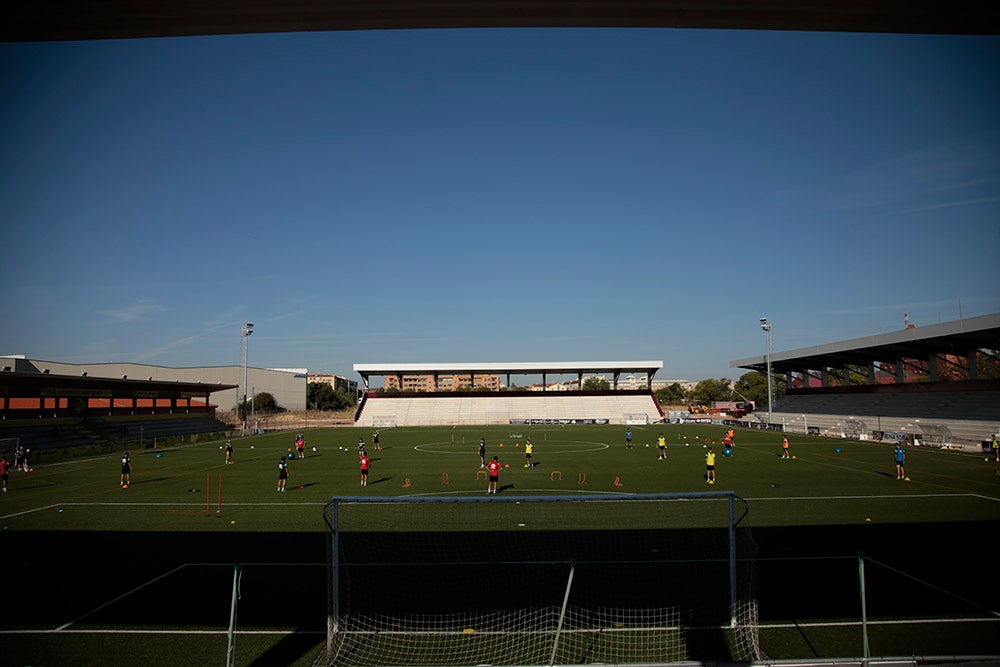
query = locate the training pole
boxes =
[217,474,223,517]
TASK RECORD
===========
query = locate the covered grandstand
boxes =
[730,313,1000,449]
[353,361,664,426]
[0,367,236,454]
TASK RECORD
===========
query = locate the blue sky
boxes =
[1,28,998,383]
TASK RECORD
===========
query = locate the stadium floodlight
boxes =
[241,323,254,436]
[760,318,773,425]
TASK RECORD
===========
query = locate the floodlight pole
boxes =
[241,323,253,436]
[760,318,773,426]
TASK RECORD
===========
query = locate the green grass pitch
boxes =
[1,423,998,666]
[4,423,998,531]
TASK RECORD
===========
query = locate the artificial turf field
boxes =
[1,422,999,666]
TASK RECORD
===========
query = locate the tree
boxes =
[733,371,786,408]
[582,376,610,391]
[331,388,357,410]
[734,372,768,405]
[654,382,687,405]
[689,378,732,404]
[307,382,357,411]
[252,391,279,414]
[307,382,335,409]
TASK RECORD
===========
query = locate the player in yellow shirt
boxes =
[524,440,534,468]
[657,434,667,460]
[705,447,716,484]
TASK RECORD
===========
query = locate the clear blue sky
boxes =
[1,28,998,383]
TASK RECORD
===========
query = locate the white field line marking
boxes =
[0,503,64,519]
[5,493,993,519]
[5,617,998,636]
[406,488,626,497]
[41,502,327,508]
[1,501,331,520]
[745,493,979,502]
[56,563,190,631]
[0,628,324,635]
[759,617,1000,629]
[413,441,609,454]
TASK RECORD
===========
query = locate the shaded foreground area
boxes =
[2,521,999,666]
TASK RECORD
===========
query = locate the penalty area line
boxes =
[746,492,974,502]
[0,628,325,636]
[0,503,64,520]
[56,563,190,631]
[53,501,328,508]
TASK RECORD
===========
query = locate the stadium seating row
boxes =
[356,393,661,427]
[0,415,231,453]
[770,389,1000,421]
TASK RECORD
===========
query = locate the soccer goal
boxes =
[316,492,760,667]
[371,419,397,429]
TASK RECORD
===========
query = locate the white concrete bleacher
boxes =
[356,392,661,427]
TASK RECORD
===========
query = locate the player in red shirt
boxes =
[486,456,502,495]
[360,453,370,487]
[295,433,305,459]
[0,455,10,492]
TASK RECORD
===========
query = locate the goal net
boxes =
[0,437,19,455]
[316,492,760,666]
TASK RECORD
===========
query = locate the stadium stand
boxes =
[731,315,1000,450]
[92,414,232,445]
[757,384,1000,446]
[0,423,95,454]
[356,391,661,427]
[0,414,232,455]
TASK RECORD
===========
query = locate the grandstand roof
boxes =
[4,0,997,42]
[730,313,1000,377]
[354,361,663,383]
[0,370,236,402]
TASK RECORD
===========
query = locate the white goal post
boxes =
[317,492,760,667]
